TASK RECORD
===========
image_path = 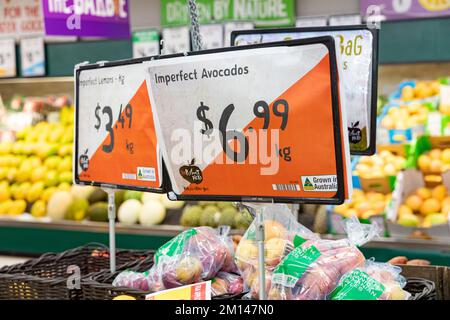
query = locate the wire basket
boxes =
[0,243,152,300]
[82,258,246,300]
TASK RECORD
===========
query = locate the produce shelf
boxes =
[0,218,449,266]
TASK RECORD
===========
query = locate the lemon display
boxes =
[0,106,75,216]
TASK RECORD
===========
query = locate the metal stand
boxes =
[103,188,116,273]
[188,0,203,51]
[255,207,266,300]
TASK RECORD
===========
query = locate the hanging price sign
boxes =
[232,26,379,155]
[74,61,163,191]
[146,38,351,204]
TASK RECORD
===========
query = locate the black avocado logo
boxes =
[348,121,362,144]
[79,149,89,172]
[179,158,203,184]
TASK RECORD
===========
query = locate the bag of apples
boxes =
[234,204,320,299]
[267,216,379,300]
[329,259,410,300]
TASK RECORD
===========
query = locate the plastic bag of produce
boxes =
[150,226,236,291]
[330,261,409,300]
[234,203,319,299]
[329,259,410,300]
[268,216,379,300]
[112,270,150,291]
[211,272,244,297]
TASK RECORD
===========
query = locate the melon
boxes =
[118,199,142,225]
[139,200,166,226]
[47,191,74,220]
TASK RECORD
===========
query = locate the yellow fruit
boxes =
[45,170,59,187]
[334,204,349,215]
[420,198,441,215]
[429,149,442,160]
[355,202,371,215]
[235,239,258,269]
[31,166,47,183]
[361,209,377,220]
[429,159,442,173]
[417,155,431,171]
[343,208,359,218]
[432,185,447,201]
[0,200,14,215]
[405,194,423,212]
[27,181,45,203]
[0,183,10,202]
[10,200,27,215]
[58,156,72,173]
[416,187,432,200]
[265,238,289,266]
[401,85,415,101]
[44,156,62,170]
[14,182,31,200]
[58,182,71,191]
[264,220,286,240]
[41,187,57,202]
[442,149,450,164]
[423,213,447,228]
[381,116,395,129]
[398,205,413,218]
[383,163,397,176]
[31,200,46,218]
[7,168,17,182]
[398,213,419,227]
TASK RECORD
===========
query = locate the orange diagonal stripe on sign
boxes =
[181,54,340,199]
[79,81,160,188]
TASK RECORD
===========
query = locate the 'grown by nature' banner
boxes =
[161,0,296,27]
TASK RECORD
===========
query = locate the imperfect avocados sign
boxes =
[161,0,295,27]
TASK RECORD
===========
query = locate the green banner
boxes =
[161,0,295,27]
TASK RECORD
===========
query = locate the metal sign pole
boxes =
[255,208,266,300]
[104,187,116,273]
[188,0,203,51]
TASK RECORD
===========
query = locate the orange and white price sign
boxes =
[146,38,352,204]
[74,62,163,191]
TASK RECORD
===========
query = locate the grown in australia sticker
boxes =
[301,175,337,192]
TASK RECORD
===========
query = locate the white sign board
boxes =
[145,39,351,203]
[296,16,328,27]
[232,27,378,155]
[132,30,160,58]
[199,24,224,50]
[20,37,45,76]
[162,27,190,54]
[0,39,16,77]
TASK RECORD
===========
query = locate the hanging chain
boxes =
[188,0,203,51]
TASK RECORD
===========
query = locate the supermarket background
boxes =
[0,0,450,298]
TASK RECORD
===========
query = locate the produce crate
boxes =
[0,243,152,300]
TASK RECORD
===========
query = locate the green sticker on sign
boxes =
[272,245,321,288]
[330,269,385,300]
[161,0,295,27]
[155,228,197,263]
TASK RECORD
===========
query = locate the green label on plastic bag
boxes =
[330,269,385,300]
[155,229,197,264]
[272,245,321,288]
[293,235,307,247]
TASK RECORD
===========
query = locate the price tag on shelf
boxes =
[132,29,160,58]
[20,37,45,77]
[199,24,224,50]
[75,62,163,191]
[0,39,16,78]
[231,26,378,156]
[161,27,190,54]
[296,16,328,27]
[328,14,362,26]
[146,38,351,203]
